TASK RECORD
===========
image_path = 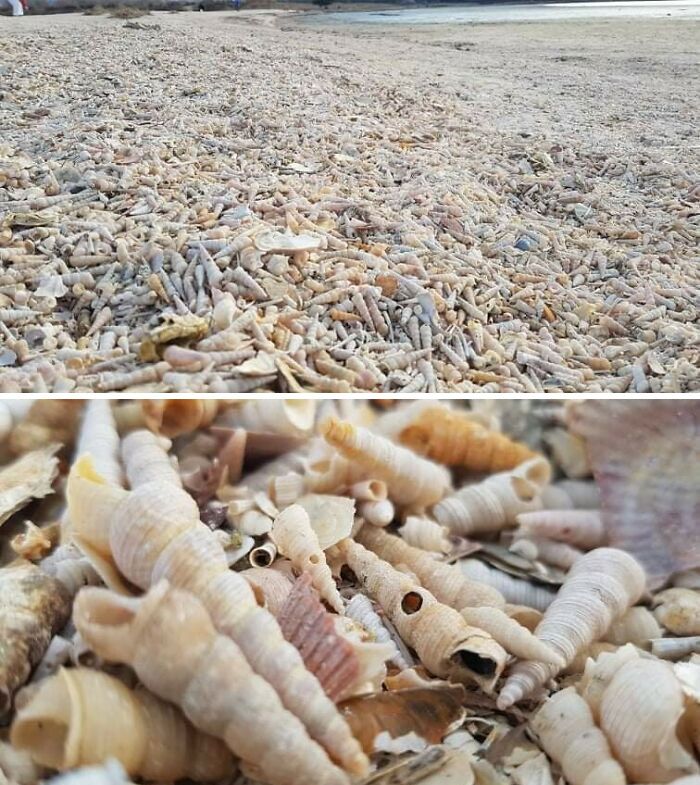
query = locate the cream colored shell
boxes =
[515,510,605,549]
[398,516,452,554]
[241,567,294,617]
[344,593,409,671]
[75,401,123,488]
[121,430,180,489]
[11,667,234,781]
[226,400,316,437]
[141,400,221,438]
[604,606,663,646]
[654,589,700,636]
[294,494,356,550]
[271,505,344,613]
[73,583,349,785]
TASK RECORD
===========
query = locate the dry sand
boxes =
[0,10,698,392]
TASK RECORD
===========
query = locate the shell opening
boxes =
[453,650,498,677]
[519,457,552,488]
[284,401,316,433]
[249,546,274,568]
[73,588,141,663]
[511,476,539,503]
[401,592,424,615]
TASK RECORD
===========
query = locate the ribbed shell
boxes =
[398,516,452,554]
[460,559,556,612]
[73,583,349,785]
[121,431,180,489]
[75,401,123,488]
[141,400,221,438]
[11,667,234,781]
[321,418,451,510]
[498,548,646,709]
[514,510,605,549]
[344,594,409,671]
[241,567,294,617]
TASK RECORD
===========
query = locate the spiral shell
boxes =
[512,537,584,570]
[141,400,222,438]
[344,594,409,671]
[530,686,625,785]
[121,430,179,489]
[398,516,452,554]
[333,538,508,690]
[577,643,640,720]
[225,400,316,438]
[653,589,700,636]
[600,658,698,783]
[433,458,551,536]
[378,402,538,473]
[271,505,344,613]
[459,559,556,612]
[498,548,647,709]
[67,457,366,776]
[11,668,234,781]
[514,510,605,549]
[74,401,122,488]
[73,582,349,785]
[241,567,294,616]
[321,418,451,510]
[294,494,356,550]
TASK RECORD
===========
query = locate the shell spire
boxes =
[73,582,349,785]
[497,547,647,709]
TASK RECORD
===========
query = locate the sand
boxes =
[0,10,698,392]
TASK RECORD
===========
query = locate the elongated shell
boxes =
[531,686,625,785]
[0,561,71,719]
[398,516,452,554]
[271,505,344,613]
[514,510,605,549]
[226,400,316,437]
[73,583,349,785]
[11,668,234,781]
[141,400,222,438]
[512,537,583,570]
[654,589,700,636]
[345,594,409,671]
[74,401,122,488]
[333,538,507,690]
[241,567,293,616]
[378,402,538,473]
[542,428,591,479]
[433,458,551,536]
[321,418,451,510]
[600,658,698,782]
[460,559,556,612]
[67,458,366,776]
[121,431,180,489]
[0,446,59,527]
[498,548,647,709]
[569,401,700,590]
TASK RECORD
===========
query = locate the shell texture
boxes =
[459,558,557,611]
[141,400,222,438]
[241,567,294,617]
[498,547,647,709]
[271,505,344,613]
[603,606,663,646]
[0,446,59,527]
[344,594,409,671]
[654,589,700,636]
[11,667,235,781]
[67,457,367,776]
[73,582,350,785]
[74,401,123,489]
[514,510,605,550]
[398,516,452,554]
[570,401,700,590]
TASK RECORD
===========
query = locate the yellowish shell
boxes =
[0,446,59,527]
[654,589,700,636]
[141,400,222,438]
[11,668,234,781]
[398,516,452,554]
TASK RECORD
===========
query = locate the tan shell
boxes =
[0,401,31,443]
[321,418,451,510]
[398,516,452,554]
[378,402,538,473]
[512,537,584,570]
[241,567,294,616]
[514,510,605,550]
[226,400,316,437]
[600,658,698,783]
[333,538,508,691]
[253,230,323,254]
[121,430,180,489]
[349,480,388,503]
[604,606,663,646]
[0,446,59,527]
[141,400,222,438]
[73,582,349,785]
[271,505,344,613]
[531,686,625,785]
[498,548,647,709]
[654,589,700,636]
[294,494,356,550]
[0,560,71,720]
[433,457,551,536]
[66,457,366,776]
[8,401,83,455]
[11,667,234,781]
[10,521,55,561]
[578,643,640,720]
[541,428,591,479]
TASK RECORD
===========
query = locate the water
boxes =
[307,0,700,25]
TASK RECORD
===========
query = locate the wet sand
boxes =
[0,11,698,392]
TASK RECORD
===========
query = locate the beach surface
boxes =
[0,9,698,392]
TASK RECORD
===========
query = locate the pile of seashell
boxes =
[1,20,698,393]
[0,398,699,785]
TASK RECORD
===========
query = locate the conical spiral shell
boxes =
[271,505,344,613]
[600,658,698,783]
[530,686,626,785]
[356,526,561,665]
[121,431,180,489]
[73,583,349,785]
[75,401,123,488]
[498,548,647,709]
[460,558,556,612]
[225,400,316,437]
[241,567,294,617]
[514,510,605,550]
[397,516,452,554]
[321,418,451,510]
[378,402,539,473]
[433,458,551,536]
[333,538,507,690]
[67,458,366,777]
[11,668,234,782]
[344,594,409,671]
[141,400,222,438]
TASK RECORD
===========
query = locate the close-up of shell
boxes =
[0,397,698,785]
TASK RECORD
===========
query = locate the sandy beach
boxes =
[0,9,698,392]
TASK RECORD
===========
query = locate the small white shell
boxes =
[653,589,700,636]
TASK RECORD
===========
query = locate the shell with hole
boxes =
[66,455,367,777]
[73,582,349,785]
[498,548,647,709]
[241,567,294,617]
[11,667,235,782]
[331,538,508,691]
[357,526,562,666]
[321,418,451,510]
[377,401,538,473]
[271,505,344,613]
[530,686,626,785]
[0,561,71,721]
[432,457,551,537]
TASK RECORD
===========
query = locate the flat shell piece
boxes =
[0,445,60,527]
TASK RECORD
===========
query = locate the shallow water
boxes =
[307,0,700,25]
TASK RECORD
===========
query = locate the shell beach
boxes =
[1,11,698,392]
[0,398,699,785]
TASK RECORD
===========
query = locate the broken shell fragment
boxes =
[0,446,59,527]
